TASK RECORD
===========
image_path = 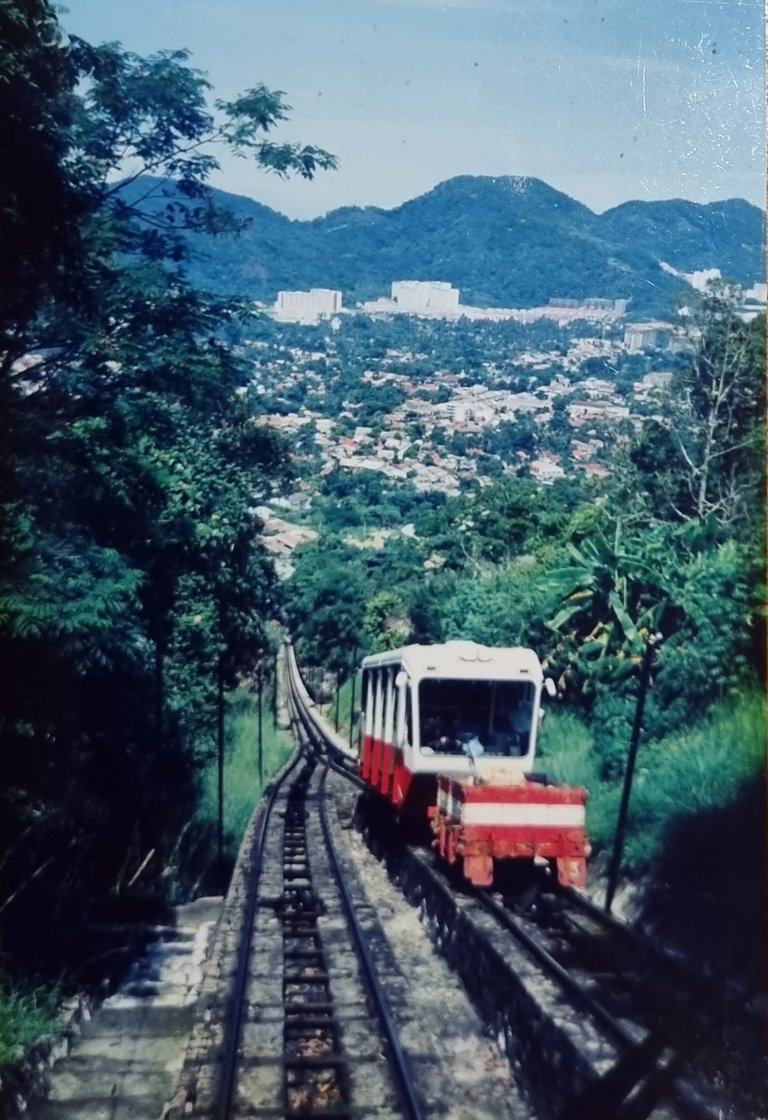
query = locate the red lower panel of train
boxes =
[360,735,589,888]
[433,773,588,888]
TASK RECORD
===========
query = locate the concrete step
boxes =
[27,896,222,1120]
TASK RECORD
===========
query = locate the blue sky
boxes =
[60,0,764,219]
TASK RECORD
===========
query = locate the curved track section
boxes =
[284,642,359,778]
[286,671,427,1120]
[207,656,429,1120]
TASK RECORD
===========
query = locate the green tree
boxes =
[673,286,763,527]
[625,285,765,532]
[543,522,671,677]
[285,539,370,670]
[0,2,335,968]
[362,591,411,651]
[2,15,336,373]
[437,560,557,651]
[0,0,85,349]
[421,475,582,569]
[540,512,763,774]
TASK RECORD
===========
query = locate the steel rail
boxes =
[285,664,427,1120]
[549,889,757,1120]
[214,748,304,1120]
[476,888,641,1052]
[283,648,365,789]
[477,886,741,1119]
[557,884,698,969]
[317,767,428,1120]
[288,726,428,1120]
[559,884,762,1027]
[279,756,357,1119]
[478,886,735,1118]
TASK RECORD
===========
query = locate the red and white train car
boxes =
[359,641,588,889]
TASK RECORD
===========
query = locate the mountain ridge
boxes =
[121,174,765,315]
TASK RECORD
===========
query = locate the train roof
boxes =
[361,641,543,681]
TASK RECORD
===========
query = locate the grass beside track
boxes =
[198,688,294,862]
[539,690,766,874]
[326,672,361,748]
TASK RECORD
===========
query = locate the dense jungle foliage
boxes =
[0,0,334,975]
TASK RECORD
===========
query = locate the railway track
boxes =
[210,747,427,1120]
[166,644,525,1119]
[284,646,765,1120]
[470,887,763,1120]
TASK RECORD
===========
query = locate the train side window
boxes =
[404,686,412,748]
[362,669,374,741]
[373,669,384,745]
[384,667,395,746]
[393,671,412,751]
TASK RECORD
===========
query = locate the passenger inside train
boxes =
[418,678,535,756]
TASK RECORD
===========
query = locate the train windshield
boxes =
[418,678,536,758]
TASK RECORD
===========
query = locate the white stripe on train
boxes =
[438,795,585,828]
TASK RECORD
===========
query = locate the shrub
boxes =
[326,672,361,745]
[537,693,766,876]
[0,983,61,1066]
[537,709,619,854]
[622,691,766,874]
[590,687,641,781]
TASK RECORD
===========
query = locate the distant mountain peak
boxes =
[397,175,598,223]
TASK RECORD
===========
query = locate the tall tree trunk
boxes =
[154,638,164,746]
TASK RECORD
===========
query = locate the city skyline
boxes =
[60,0,764,220]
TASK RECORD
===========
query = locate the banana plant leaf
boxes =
[547,601,587,631]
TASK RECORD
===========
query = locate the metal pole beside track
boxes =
[257,662,264,789]
[217,654,225,874]
[348,644,358,751]
[605,635,661,913]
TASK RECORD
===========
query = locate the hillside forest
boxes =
[1,0,765,1024]
[119,175,765,318]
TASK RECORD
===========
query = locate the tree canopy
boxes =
[0,0,335,969]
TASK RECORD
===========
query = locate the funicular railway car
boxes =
[360,641,588,889]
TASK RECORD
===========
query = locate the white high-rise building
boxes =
[274,289,343,322]
[391,281,460,313]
